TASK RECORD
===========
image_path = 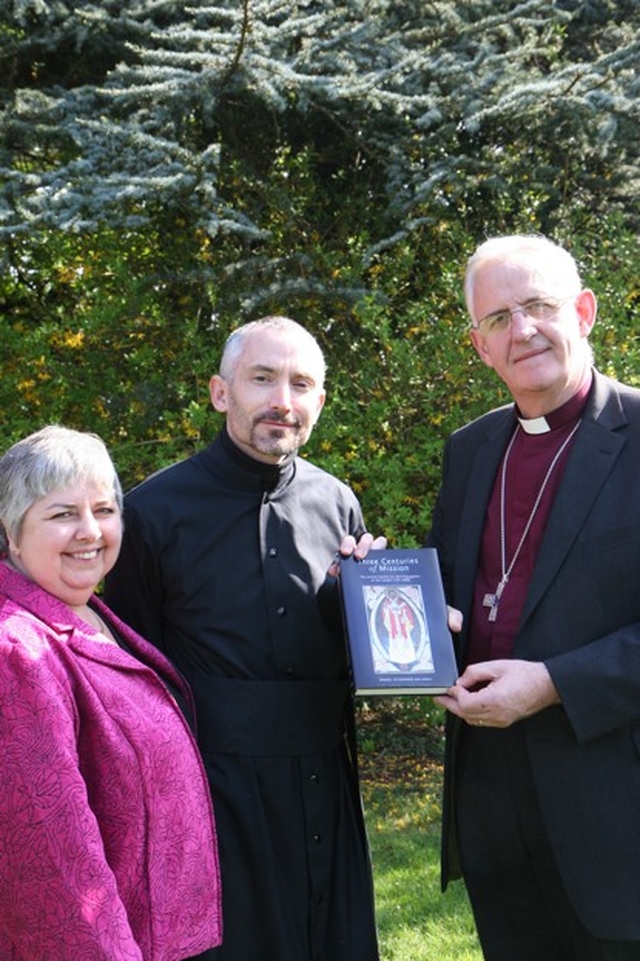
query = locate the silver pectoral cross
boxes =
[483,576,508,622]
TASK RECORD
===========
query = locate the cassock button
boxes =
[309,773,319,784]
[276,606,286,616]
[312,834,322,843]
[268,547,278,557]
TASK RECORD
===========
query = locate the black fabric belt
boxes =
[189,675,350,757]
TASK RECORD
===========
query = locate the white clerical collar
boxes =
[517,415,551,434]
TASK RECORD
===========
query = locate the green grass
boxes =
[358,699,482,961]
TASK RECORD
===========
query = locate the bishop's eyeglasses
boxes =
[472,296,575,336]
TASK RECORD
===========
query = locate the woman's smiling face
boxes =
[8,479,122,608]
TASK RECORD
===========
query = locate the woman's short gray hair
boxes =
[0,425,123,553]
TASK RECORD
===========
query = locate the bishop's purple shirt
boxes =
[466,375,593,665]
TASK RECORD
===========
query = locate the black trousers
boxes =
[455,725,640,961]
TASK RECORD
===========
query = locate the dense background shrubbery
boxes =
[1,0,639,546]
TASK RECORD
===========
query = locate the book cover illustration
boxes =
[367,583,433,673]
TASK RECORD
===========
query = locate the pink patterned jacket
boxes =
[0,562,222,960]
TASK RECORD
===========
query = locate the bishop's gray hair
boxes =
[464,234,583,316]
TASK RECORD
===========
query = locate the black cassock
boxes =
[105,428,380,961]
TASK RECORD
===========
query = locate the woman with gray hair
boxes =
[0,425,222,961]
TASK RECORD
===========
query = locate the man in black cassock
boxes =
[105,316,384,961]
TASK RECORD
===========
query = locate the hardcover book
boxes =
[340,548,458,696]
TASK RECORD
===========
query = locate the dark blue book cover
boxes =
[340,548,458,695]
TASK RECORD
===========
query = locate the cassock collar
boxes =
[217,426,296,493]
[516,369,593,434]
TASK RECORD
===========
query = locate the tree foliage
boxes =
[1,0,639,544]
[2,1,639,249]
